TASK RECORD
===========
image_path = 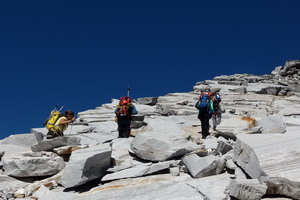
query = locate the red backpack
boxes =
[116,97,132,117]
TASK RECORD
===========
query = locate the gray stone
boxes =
[0,174,32,192]
[1,133,38,147]
[216,140,233,155]
[32,185,79,200]
[31,136,81,152]
[170,167,180,176]
[77,174,204,200]
[60,143,111,188]
[137,97,158,105]
[0,151,4,159]
[236,87,248,94]
[131,131,199,162]
[233,133,300,199]
[258,115,286,133]
[229,179,267,200]
[187,173,232,200]
[31,127,48,142]
[3,155,65,177]
[182,154,225,178]
[111,138,143,168]
[202,137,218,149]
[266,177,300,199]
[102,161,178,182]
[226,159,237,171]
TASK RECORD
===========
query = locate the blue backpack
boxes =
[195,94,210,113]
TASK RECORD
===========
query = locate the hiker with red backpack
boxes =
[195,91,215,139]
[115,97,137,138]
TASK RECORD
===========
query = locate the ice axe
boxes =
[127,86,130,97]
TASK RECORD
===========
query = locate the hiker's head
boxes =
[120,97,131,105]
[65,110,75,119]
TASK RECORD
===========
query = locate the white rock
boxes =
[102,160,178,182]
[31,136,81,152]
[258,115,286,133]
[3,155,65,177]
[229,179,267,200]
[78,174,204,200]
[60,143,112,188]
[182,154,224,178]
[131,131,199,162]
[233,132,300,199]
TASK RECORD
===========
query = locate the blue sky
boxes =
[0,1,299,139]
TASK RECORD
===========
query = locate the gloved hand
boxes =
[213,112,217,115]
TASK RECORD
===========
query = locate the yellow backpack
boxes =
[44,106,64,130]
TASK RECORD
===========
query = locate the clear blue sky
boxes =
[0,1,299,139]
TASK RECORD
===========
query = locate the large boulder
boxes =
[3,152,65,177]
[110,137,142,168]
[60,143,112,188]
[229,179,267,200]
[1,133,38,147]
[233,133,300,199]
[131,131,199,162]
[31,136,81,152]
[182,154,225,178]
[257,115,286,133]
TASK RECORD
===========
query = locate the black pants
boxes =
[198,114,210,139]
[46,130,63,139]
[117,119,131,138]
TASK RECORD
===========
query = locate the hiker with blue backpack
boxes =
[195,91,215,139]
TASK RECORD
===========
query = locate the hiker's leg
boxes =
[199,115,206,137]
[212,114,217,130]
[118,125,124,138]
[46,130,55,139]
[123,123,131,138]
[216,111,222,125]
[202,117,210,138]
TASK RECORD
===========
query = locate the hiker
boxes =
[46,110,76,139]
[195,92,214,139]
[209,92,222,131]
[115,97,137,138]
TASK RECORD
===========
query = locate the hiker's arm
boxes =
[114,106,120,114]
[131,105,137,115]
[209,101,215,112]
[59,117,75,125]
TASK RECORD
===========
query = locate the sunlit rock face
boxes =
[1,60,300,200]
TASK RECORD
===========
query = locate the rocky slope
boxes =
[0,60,300,200]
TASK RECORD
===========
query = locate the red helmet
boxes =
[120,97,132,105]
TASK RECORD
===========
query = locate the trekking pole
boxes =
[68,123,73,136]
[127,86,130,97]
[53,105,59,111]
[68,113,76,135]
[58,105,64,112]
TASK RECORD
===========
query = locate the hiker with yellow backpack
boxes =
[44,107,76,139]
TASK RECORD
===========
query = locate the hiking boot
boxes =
[202,134,209,139]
